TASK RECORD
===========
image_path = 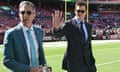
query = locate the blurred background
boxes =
[0,0,120,43]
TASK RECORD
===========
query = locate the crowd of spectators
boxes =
[89,11,120,40]
[0,3,120,42]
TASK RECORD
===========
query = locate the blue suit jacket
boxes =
[3,23,46,72]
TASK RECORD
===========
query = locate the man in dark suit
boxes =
[3,1,46,72]
[52,1,96,72]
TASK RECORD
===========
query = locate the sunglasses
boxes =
[76,10,85,13]
[20,11,33,15]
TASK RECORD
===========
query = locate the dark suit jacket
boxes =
[54,18,96,72]
[3,23,46,72]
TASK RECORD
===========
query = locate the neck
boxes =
[75,16,84,21]
[24,23,32,28]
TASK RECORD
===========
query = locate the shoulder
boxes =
[64,18,76,26]
[85,21,92,26]
[33,25,43,33]
[33,24,41,28]
[4,25,20,39]
[88,22,92,28]
[65,19,75,24]
[65,19,71,23]
[85,22,92,31]
[5,24,20,35]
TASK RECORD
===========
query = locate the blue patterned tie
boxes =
[27,29,37,67]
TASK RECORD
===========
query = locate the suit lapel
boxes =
[85,23,91,41]
[16,24,29,56]
[33,27,43,64]
[71,18,78,28]
[33,27,41,46]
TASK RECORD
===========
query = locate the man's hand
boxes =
[52,10,64,29]
[30,66,41,72]
[29,65,52,72]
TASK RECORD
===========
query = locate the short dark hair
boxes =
[75,1,87,10]
[19,1,36,12]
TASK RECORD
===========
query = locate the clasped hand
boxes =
[30,65,52,72]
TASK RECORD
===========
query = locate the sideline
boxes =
[97,60,120,67]
[92,40,120,44]
[43,40,120,48]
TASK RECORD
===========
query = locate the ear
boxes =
[18,12,20,17]
[33,13,36,18]
[74,9,76,14]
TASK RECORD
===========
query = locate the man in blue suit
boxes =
[3,1,46,72]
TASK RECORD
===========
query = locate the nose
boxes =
[23,13,30,19]
[23,13,29,16]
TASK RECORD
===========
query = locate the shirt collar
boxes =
[74,16,85,24]
[20,22,34,32]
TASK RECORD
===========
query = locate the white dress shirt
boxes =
[74,16,88,41]
[20,23,39,66]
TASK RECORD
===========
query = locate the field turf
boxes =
[0,40,120,72]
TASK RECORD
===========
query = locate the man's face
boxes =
[75,5,86,21]
[19,5,35,26]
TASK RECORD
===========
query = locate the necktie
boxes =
[27,29,37,67]
[80,22,85,42]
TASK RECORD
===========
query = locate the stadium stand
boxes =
[0,0,120,43]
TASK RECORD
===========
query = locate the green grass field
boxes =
[0,40,120,72]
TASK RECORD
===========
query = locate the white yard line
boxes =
[96,47,120,52]
[97,60,120,67]
[59,60,120,72]
[47,54,120,68]
[46,47,120,58]
[0,48,3,53]
[43,41,67,48]
[43,40,120,48]
[92,40,120,44]
[46,54,63,57]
